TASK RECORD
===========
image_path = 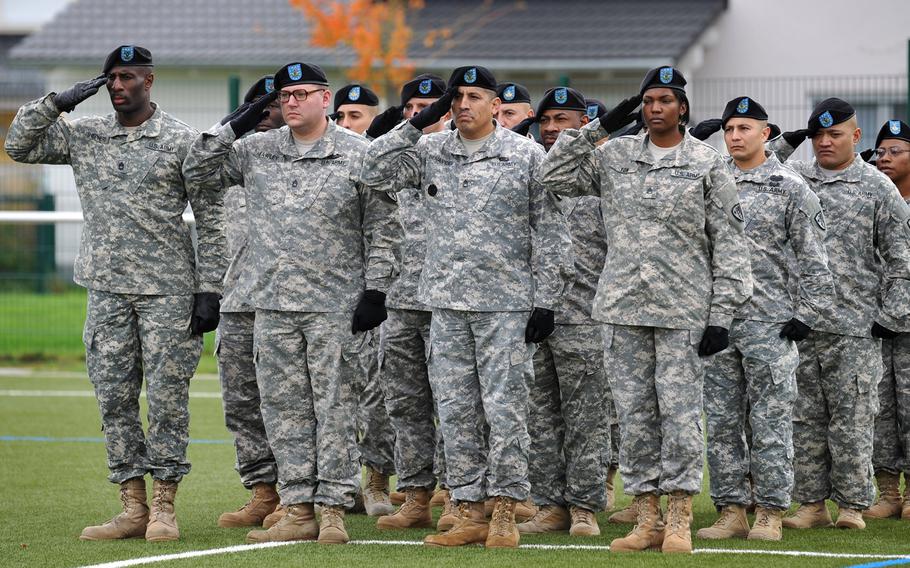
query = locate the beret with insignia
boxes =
[875,119,910,148]
[334,84,379,112]
[721,96,769,126]
[103,45,153,74]
[585,98,607,121]
[537,87,587,114]
[496,83,531,104]
[400,73,446,106]
[448,66,497,92]
[244,76,276,103]
[640,66,686,95]
[807,97,855,134]
[274,62,329,90]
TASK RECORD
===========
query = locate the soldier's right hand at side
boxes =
[229,91,278,138]
[697,326,729,357]
[779,318,812,342]
[366,105,403,139]
[689,118,723,141]
[782,129,811,148]
[598,95,642,133]
[53,74,108,113]
[409,89,455,131]
[511,117,537,137]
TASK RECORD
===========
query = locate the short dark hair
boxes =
[674,91,690,131]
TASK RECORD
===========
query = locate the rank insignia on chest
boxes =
[117,161,125,171]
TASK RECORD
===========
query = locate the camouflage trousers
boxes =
[378,308,447,490]
[704,319,798,510]
[83,289,202,484]
[429,308,533,503]
[605,324,705,496]
[793,331,881,509]
[872,333,910,475]
[355,330,396,475]
[216,311,278,488]
[528,323,610,511]
[254,309,362,508]
[601,346,621,469]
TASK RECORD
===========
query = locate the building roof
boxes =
[9,0,727,71]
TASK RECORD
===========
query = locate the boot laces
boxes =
[366,470,388,500]
[571,507,592,526]
[754,510,771,528]
[322,506,343,526]
[716,507,739,528]
[490,498,514,536]
[668,497,685,533]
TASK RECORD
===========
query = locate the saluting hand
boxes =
[409,89,455,131]
[53,74,108,113]
[229,91,278,138]
[511,117,537,137]
[366,105,404,139]
[598,95,642,133]
[689,118,723,141]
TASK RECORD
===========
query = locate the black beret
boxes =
[400,73,446,106]
[808,97,855,133]
[585,98,606,121]
[102,45,153,74]
[497,83,531,104]
[274,62,329,90]
[875,120,910,148]
[448,66,497,92]
[334,84,379,112]
[640,66,686,95]
[537,87,587,114]
[243,76,276,103]
[721,96,769,126]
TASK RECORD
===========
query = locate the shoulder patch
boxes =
[731,203,745,222]
[814,210,827,231]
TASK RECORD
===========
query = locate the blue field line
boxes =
[0,435,231,445]
[849,560,910,568]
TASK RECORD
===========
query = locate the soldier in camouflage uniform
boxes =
[361,65,571,549]
[770,99,910,530]
[5,45,226,543]
[539,66,753,554]
[514,87,611,538]
[215,76,284,529]
[688,97,833,542]
[865,119,910,521]
[182,62,397,545]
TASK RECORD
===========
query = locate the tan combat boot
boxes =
[376,487,433,530]
[748,506,783,541]
[246,503,318,542]
[80,477,149,540]
[486,496,520,548]
[218,483,279,528]
[606,467,617,511]
[437,490,458,531]
[610,493,664,552]
[695,504,749,539]
[424,501,488,547]
[390,491,406,506]
[517,504,570,534]
[430,489,447,507]
[146,480,179,542]
[569,505,600,536]
[835,507,866,529]
[662,491,693,553]
[515,498,538,523]
[864,472,903,519]
[263,504,286,528]
[363,468,395,517]
[608,499,639,524]
[318,505,349,544]
[782,501,834,529]
[903,482,910,520]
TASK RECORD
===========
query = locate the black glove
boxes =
[614,114,645,137]
[525,308,555,343]
[328,111,340,121]
[689,118,723,141]
[860,148,876,163]
[782,129,811,148]
[229,91,278,138]
[366,105,403,139]
[351,290,387,334]
[190,292,221,336]
[219,101,251,126]
[597,95,642,133]
[871,321,899,339]
[511,117,537,137]
[779,318,812,342]
[698,326,729,357]
[409,89,454,131]
[53,74,107,113]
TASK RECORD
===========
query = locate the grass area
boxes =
[2,373,910,568]
[0,290,217,374]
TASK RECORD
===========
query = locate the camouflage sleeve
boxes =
[704,156,754,329]
[788,185,834,326]
[355,145,400,293]
[530,147,575,310]
[182,123,245,191]
[536,120,603,197]
[766,136,816,178]
[876,187,910,326]
[360,122,422,194]
[3,94,73,165]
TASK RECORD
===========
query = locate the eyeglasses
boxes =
[875,147,910,158]
[278,88,326,103]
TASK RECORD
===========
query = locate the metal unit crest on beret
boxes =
[464,68,477,84]
[264,78,274,93]
[890,120,902,135]
[586,104,598,120]
[737,98,749,114]
[348,86,361,101]
[819,111,834,128]
[659,67,673,84]
[419,79,432,94]
[555,88,568,104]
[503,85,516,101]
[121,46,134,62]
[288,64,303,81]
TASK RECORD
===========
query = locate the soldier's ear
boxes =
[144,72,154,91]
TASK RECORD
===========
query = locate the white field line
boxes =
[0,390,222,399]
[0,368,219,381]
[74,539,910,568]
